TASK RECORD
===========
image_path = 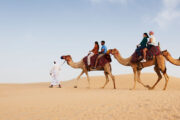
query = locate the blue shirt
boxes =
[101,45,107,54]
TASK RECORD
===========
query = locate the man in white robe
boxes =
[49,61,61,88]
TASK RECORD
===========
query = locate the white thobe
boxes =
[87,52,94,66]
[50,64,61,86]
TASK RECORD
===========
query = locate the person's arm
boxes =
[137,44,141,47]
[140,38,147,47]
[137,38,144,47]
[101,49,104,53]
[90,44,96,52]
[90,48,93,52]
[100,46,105,53]
[140,38,144,46]
[50,68,53,76]
[137,39,143,47]
[149,37,152,43]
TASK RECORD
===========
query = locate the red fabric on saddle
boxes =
[83,54,112,68]
[131,46,161,63]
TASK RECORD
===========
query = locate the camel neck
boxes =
[165,54,180,66]
[68,59,82,69]
[114,52,131,66]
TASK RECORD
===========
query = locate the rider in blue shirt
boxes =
[101,43,107,54]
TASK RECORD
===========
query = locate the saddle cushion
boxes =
[83,54,112,68]
[131,46,161,63]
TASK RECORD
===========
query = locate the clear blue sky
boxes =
[0,0,179,83]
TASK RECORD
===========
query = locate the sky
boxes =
[0,0,180,83]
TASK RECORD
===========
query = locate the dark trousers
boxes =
[136,46,146,56]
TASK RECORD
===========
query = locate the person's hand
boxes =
[137,44,141,48]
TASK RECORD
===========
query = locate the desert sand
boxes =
[0,73,180,120]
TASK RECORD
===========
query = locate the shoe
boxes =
[92,67,96,69]
[138,56,143,60]
[49,85,53,88]
[141,59,146,62]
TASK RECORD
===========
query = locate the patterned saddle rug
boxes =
[83,54,112,68]
[131,46,161,63]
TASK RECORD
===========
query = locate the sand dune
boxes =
[0,73,180,120]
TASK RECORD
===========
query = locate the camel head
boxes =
[162,50,171,57]
[61,55,72,63]
[109,49,119,56]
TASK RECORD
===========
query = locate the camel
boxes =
[162,50,180,66]
[109,48,169,90]
[61,55,116,89]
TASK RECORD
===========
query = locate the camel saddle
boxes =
[83,54,112,68]
[131,46,161,63]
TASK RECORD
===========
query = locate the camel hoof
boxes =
[101,87,105,89]
[74,86,77,88]
[145,85,153,90]
[148,87,154,90]
[129,88,135,90]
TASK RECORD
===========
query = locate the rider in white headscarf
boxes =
[49,61,61,88]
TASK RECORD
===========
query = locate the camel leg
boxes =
[85,72,90,88]
[108,72,116,89]
[148,66,162,90]
[130,68,137,90]
[104,64,116,89]
[74,71,84,88]
[101,72,109,89]
[156,55,169,90]
[158,65,169,90]
[163,72,169,90]
[108,71,116,89]
[137,70,149,88]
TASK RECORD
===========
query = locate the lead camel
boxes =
[61,55,116,89]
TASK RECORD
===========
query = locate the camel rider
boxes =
[136,33,149,62]
[100,41,107,54]
[142,31,157,62]
[87,41,99,68]
[147,31,156,49]
[94,40,107,68]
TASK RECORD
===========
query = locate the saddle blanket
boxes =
[83,54,112,68]
[131,46,161,63]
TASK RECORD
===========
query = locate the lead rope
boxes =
[61,60,66,67]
